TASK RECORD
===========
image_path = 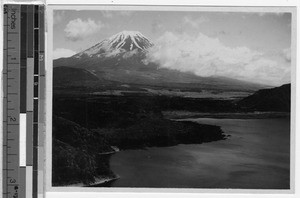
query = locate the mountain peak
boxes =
[108,30,153,51]
[109,30,145,39]
[75,30,153,58]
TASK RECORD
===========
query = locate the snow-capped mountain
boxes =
[74,31,153,58]
[53,30,265,91]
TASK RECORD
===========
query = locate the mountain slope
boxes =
[53,66,99,84]
[238,84,291,112]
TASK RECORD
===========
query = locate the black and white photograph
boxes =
[51,7,293,189]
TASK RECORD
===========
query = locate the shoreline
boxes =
[53,145,120,187]
[163,111,290,120]
[64,175,120,187]
[87,175,120,187]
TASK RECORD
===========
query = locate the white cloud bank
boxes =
[183,16,209,28]
[53,48,76,59]
[64,18,104,41]
[144,32,291,86]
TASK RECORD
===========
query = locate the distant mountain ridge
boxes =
[53,30,267,91]
[238,83,291,112]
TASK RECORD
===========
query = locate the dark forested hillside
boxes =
[238,84,291,112]
[52,116,116,186]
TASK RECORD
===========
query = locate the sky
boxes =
[53,9,292,86]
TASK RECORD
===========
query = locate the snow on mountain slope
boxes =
[109,31,153,50]
[74,31,153,58]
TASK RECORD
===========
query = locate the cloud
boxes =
[122,49,139,59]
[183,16,209,29]
[144,32,290,86]
[283,48,291,62]
[53,48,76,59]
[53,10,65,25]
[64,18,104,41]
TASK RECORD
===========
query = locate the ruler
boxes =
[2,4,45,198]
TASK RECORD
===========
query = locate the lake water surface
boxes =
[110,118,290,189]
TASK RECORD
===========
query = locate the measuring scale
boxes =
[2,4,45,198]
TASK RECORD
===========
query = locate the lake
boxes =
[109,118,290,189]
